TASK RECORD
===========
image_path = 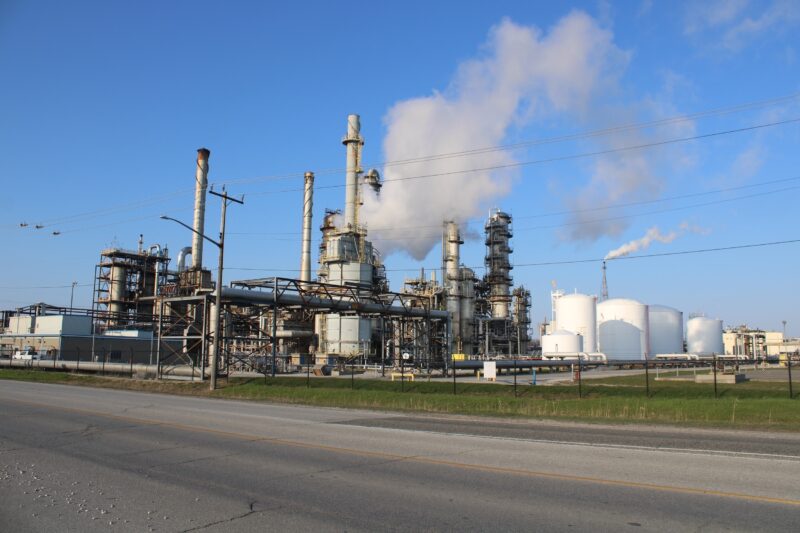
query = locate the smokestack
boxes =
[443,221,463,351]
[342,114,362,230]
[300,171,314,282]
[192,148,210,270]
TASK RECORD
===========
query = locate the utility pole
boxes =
[208,188,244,391]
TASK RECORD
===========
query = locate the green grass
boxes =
[2,368,798,430]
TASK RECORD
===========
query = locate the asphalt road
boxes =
[1,380,799,532]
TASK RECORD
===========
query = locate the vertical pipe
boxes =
[343,114,361,230]
[300,172,315,282]
[192,148,210,270]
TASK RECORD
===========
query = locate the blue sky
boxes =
[1,0,799,335]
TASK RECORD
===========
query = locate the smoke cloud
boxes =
[605,221,707,260]
[605,227,678,260]
[362,13,628,259]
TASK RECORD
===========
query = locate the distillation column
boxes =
[512,287,532,355]
[485,210,513,319]
[443,221,463,352]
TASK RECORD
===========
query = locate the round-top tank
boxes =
[597,298,649,360]
[686,316,724,355]
[541,330,583,355]
[648,305,684,356]
[554,293,597,352]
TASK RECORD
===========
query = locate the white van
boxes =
[11,346,50,361]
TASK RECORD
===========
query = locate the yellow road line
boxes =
[7,397,800,507]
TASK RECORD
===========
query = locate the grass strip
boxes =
[1,368,797,430]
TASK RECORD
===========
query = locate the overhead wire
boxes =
[219,90,800,185]
[228,174,800,237]
[226,237,800,274]
[12,92,799,231]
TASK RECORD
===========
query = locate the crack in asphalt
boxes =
[181,500,267,532]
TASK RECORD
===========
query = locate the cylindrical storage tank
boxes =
[597,298,649,360]
[109,265,127,323]
[541,330,583,355]
[686,317,724,355]
[554,293,597,353]
[648,305,684,356]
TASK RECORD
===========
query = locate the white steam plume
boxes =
[605,222,708,260]
[605,227,678,260]
[362,13,628,260]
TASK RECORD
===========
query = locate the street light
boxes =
[160,188,242,391]
[70,281,78,312]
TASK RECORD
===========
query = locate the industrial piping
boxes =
[300,171,314,282]
[176,246,192,272]
[192,148,210,269]
[221,287,449,319]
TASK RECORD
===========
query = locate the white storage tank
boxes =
[686,316,724,355]
[541,330,583,355]
[648,305,684,356]
[554,293,597,352]
[597,298,649,360]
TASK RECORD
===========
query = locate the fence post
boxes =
[513,357,518,398]
[644,360,650,398]
[713,354,718,399]
[788,357,794,399]
[351,359,355,390]
[401,355,405,392]
[452,360,457,395]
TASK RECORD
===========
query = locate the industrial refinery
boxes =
[0,114,796,376]
[0,115,533,376]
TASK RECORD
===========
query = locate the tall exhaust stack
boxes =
[342,114,362,231]
[443,221,463,351]
[300,171,314,282]
[192,148,210,270]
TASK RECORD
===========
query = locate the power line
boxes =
[226,174,800,236]
[514,238,800,267]
[359,183,800,242]
[242,116,800,198]
[227,237,800,274]
[0,283,93,290]
[219,91,800,186]
[15,100,800,234]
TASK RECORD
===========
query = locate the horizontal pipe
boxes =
[0,359,200,377]
[452,359,721,370]
[221,287,449,319]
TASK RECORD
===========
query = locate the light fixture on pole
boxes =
[160,187,243,391]
[70,281,78,312]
